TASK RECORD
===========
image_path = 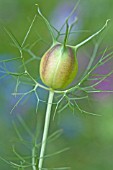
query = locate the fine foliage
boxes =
[0,2,113,170]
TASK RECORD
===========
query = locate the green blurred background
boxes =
[0,0,113,170]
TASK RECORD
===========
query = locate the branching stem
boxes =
[38,90,54,170]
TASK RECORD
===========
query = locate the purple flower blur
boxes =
[93,61,113,100]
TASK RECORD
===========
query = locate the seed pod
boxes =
[40,44,78,89]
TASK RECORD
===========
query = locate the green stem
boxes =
[32,146,37,170]
[32,111,41,170]
[38,90,54,170]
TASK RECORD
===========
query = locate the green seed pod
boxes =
[38,6,109,90]
[40,44,78,89]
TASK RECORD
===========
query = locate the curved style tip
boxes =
[105,19,110,26]
[35,4,41,15]
[35,3,39,8]
[104,19,110,28]
[74,19,110,49]
[35,4,43,18]
[36,5,56,44]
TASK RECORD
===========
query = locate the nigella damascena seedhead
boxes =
[40,44,78,89]
[38,5,109,90]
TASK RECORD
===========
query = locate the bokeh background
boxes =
[0,0,113,169]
